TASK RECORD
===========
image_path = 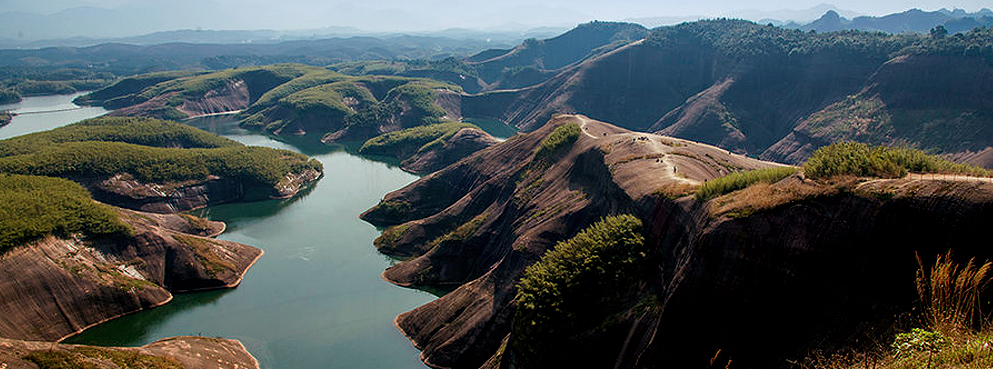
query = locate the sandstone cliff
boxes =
[361,114,778,368]
[87,168,322,213]
[362,114,993,369]
[0,208,261,342]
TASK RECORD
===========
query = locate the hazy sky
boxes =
[1,0,991,34]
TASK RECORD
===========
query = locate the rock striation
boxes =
[0,208,261,342]
[363,114,993,369]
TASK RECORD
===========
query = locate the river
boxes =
[2,95,438,369]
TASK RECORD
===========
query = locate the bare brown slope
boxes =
[0,208,261,342]
[360,114,778,369]
[111,79,251,120]
[0,336,259,369]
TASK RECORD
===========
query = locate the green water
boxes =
[63,116,435,369]
[464,117,517,140]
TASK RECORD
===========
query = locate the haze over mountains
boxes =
[2,2,991,48]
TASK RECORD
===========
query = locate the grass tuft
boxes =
[695,166,798,201]
[534,123,581,160]
[804,142,992,180]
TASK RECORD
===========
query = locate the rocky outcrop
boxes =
[363,114,993,369]
[401,128,499,174]
[85,169,321,214]
[361,114,778,368]
[110,79,250,120]
[0,336,260,369]
[0,208,262,342]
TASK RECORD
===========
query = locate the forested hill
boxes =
[470,19,993,166]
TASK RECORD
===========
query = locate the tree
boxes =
[930,25,948,39]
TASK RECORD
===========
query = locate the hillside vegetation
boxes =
[0,174,130,252]
[804,141,993,179]
[0,89,21,104]
[0,115,321,188]
[329,21,650,93]
[468,19,992,170]
[1,68,116,98]
[0,116,239,157]
[358,121,477,157]
[82,64,463,143]
[511,215,648,365]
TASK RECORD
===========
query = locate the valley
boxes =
[1,11,992,369]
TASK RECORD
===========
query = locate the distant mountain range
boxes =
[0,27,566,50]
[790,8,993,34]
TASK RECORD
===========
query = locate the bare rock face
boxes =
[361,114,778,368]
[87,169,321,214]
[401,128,499,175]
[110,79,251,120]
[0,208,261,342]
[363,114,993,369]
[0,336,260,369]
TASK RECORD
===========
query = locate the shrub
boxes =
[23,350,98,369]
[694,166,798,201]
[512,215,646,362]
[804,142,992,179]
[892,328,948,360]
[534,123,581,159]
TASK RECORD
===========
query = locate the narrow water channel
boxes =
[2,97,436,369]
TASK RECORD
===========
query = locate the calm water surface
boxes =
[0,92,108,139]
[4,99,434,369]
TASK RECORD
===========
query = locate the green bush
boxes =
[534,123,581,159]
[24,350,98,369]
[0,88,21,104]
[513,214,646,361]
[803,141,992,179]
[695,166,798,201]
[358,122,477,156]
[0,174,131,252]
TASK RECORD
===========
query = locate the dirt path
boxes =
[576,115,700,185]
[902,173,993,182]
[577,116,600,138]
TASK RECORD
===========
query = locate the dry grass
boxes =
[654,181,700,200]
[808,253,993,369]
[917,252,992,335]
[710,177,840,217]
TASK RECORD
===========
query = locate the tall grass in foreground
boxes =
[917,252,992,335]
[804,142,992,179]
[694,166,798,201]
[812,253,993,369]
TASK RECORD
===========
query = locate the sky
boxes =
[0,0,991,38]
